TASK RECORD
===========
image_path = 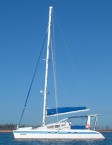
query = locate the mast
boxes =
[43,6,53,125]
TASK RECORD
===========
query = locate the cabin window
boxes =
[55,125,60,128]
[47,125,54,128]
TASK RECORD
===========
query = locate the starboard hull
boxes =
[13,129,105,140]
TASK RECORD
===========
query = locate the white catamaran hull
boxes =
[13,129,104,140]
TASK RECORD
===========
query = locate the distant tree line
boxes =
[0,124,112,131]
[0,124,40,130]
[0,124,17,130]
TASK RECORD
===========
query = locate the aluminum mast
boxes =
[42,6,53,125]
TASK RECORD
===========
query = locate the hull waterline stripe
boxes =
[13,131,99,134]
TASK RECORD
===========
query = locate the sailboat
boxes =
[13,6,105,140]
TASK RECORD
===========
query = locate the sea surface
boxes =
[0,132,112,145]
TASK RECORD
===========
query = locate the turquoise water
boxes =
[0,132,112,145]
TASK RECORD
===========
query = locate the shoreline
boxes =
[0,130,12,132]
[97,130,112,132]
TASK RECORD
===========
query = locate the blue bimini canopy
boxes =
[46,106,89,116]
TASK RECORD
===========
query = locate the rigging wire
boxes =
[51,10,59,122]
[54,11,85,98]
[18,31,47,126]
[51,39,59,122]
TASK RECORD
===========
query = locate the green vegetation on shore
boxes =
[0,124,16,130]
[0,124,40,131]
[0,124,112,132]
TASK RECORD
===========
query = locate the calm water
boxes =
[0,132,112,145]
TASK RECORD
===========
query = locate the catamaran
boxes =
[13,6,105,140]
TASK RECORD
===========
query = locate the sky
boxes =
[0,0,112,128]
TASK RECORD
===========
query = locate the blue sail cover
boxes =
[47,106,88,116]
